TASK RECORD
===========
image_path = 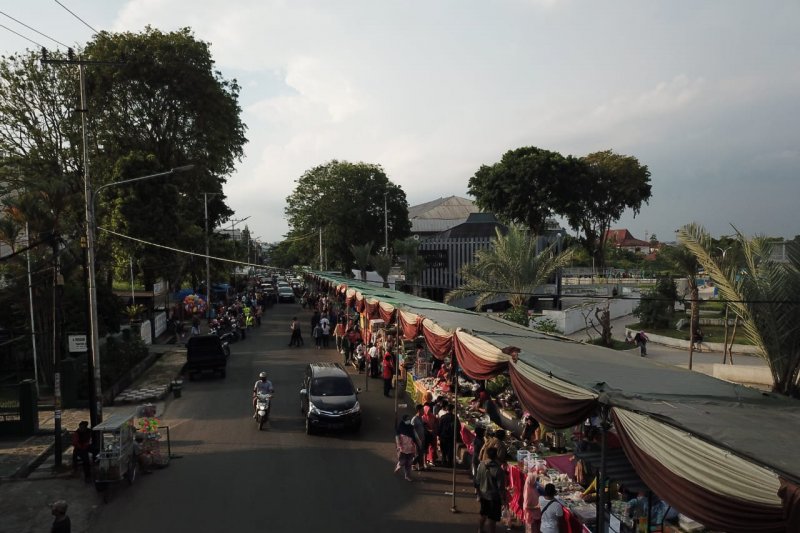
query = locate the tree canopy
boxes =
[679,223,800,396]
[284,160,411,271]
[467,147,581,236]
[445,225,574,310]
[468,147,651,267]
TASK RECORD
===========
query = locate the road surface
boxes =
[88,300,478,532]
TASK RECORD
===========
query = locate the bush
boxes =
[99,333,149,390]
[634,276,677,329]
[533,317,559,334]
[502,307,529,326]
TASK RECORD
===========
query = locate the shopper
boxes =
[411,404,427,471]
[474,446,506,533]
[50,500,71,533]
[539,483,564,533]
[394,415,417,482]
[382,351,395,397]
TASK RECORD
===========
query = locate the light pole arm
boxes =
[92,165,195,207]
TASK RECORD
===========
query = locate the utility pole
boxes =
[25,223,39,395]
[319,227,323,271]
[41,48,126,427]
[202,193,219,319]
[52,243,64,466]
[384,192,389,253]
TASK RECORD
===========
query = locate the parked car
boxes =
[185,335,230,379]
[278,286,295,303]
[300,362,361,435]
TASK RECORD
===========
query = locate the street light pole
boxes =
[86,164,194,424]
[384,192,389,253]
[228,216,250,290]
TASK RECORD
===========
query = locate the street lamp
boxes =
[227,216,250,290]
[85,164,194,425]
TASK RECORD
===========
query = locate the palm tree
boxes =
[445,225,574,311]
[350,242,373,281]
[669,243,701,369]
[371,252,392,288]
[679,223,800,396]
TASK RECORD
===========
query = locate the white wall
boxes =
[530,297,638,335]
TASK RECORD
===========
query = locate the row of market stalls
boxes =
[307,271,800,533]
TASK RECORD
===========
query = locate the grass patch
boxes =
[625,322,755,345]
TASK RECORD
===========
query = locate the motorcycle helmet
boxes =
[259,371,267,379]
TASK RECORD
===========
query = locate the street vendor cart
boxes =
[92,411,138,502]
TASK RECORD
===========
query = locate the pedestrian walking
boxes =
[313,323,322,349]
[411,404,427,471]
[289,317,299,347]
[321,320,330,348]
[394,415,418,482]
[50,500,71,533]
[191,314,201,336]
[634,330,648,357]
[474,446,506,533]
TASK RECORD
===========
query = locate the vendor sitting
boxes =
[470,387,490,413]
[520,414,540,446]
[435,360,451,383]
[133,435,154,474]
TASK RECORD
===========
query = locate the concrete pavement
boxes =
[564,314,767,379]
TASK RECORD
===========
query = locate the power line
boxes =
[0,10,71,49]
[53,0,98,34]
[0,22,45,49]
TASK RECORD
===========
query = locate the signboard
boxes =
[152,278,165,296]
[419,249,448,269]
[68,335,88,353]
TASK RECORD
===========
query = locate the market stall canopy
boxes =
[307,271,800,531]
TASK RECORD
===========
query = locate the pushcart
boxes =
[92,411,137,502]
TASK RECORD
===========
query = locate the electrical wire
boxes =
[0,10,71,48]
[53,0,98,34]
[0,22,45,49]
[98,226,265,268]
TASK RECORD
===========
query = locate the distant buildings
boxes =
[604,229,655,254]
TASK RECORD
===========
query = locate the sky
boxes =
[2,1,799,245]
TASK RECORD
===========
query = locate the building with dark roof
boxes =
[408,196,480,236]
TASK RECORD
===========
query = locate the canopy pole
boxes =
[451,354,459,512]
[597,405,611,533]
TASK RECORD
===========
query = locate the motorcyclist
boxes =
[253,371,274,418]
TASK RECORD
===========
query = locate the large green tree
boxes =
[562,150,652,269]
[83,27,246,289]
[284,160,411,272]
[467,147,581,236]
[445,225,574,310]
[679,223,800,396]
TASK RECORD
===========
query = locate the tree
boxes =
[393,237,426,295]
[467,147,581,236]
[284,160,411,272]
[83,27,245,290]
[444,225,574,311]
[350,242,373,281]
[562,150,652,269]
[634,276,677,329]
[679,223,800,397]
[668,244,701,369]
[371,253,393,288]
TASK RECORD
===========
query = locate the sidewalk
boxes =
[0,343,185,482]
[564,314,767,379]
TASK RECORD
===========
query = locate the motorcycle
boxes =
[255,392,272,430]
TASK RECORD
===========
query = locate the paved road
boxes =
[88,301,478,533]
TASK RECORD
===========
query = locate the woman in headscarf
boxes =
[394,414,418,481]
[421,403,438,467]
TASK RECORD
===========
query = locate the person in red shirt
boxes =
[383,352,395,397]
[71,421,92,482]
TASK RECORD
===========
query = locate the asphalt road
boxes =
[88,300,479,533]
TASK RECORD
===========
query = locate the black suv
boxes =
[300,362,361,435]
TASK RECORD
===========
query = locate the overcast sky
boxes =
[2,1,799,244]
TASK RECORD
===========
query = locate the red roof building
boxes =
[605,229,654,253]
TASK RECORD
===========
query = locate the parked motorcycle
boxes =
[255,392,272,430]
